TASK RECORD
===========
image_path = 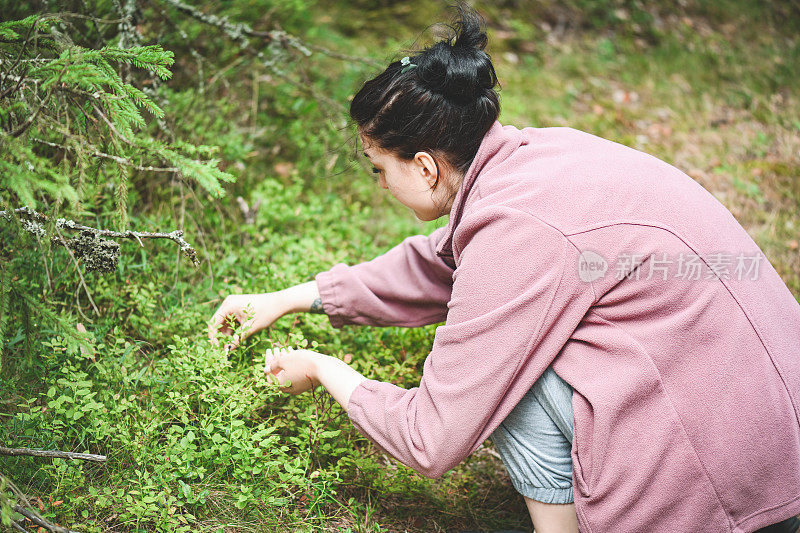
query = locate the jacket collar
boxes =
[435,120,524,267]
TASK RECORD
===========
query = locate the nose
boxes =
[379,175,388,189]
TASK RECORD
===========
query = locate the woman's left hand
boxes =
[264,347,322,395]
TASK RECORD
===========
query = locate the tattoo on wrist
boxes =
[310,297,325,314]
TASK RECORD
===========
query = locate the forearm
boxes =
[313,354,369,411]
[271,280,369,408]
[312,227,454,328]
[277,280,323,315]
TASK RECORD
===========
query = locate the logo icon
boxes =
[578,250,608,282]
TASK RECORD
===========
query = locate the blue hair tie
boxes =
[400,56,417,74]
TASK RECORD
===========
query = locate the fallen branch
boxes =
[0,471,83,533]
[14,505,82,533]
[0,447,107,462]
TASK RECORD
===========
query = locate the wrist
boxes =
[309,352,324,386]
[277,280,322,315]
[311,353,369,411]
[272,289,293,317]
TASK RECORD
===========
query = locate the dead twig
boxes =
[160,0,381,74]
[32,137,180,173]
[91,101,130,143]
[159,0,310,55]
[303,42,383,68]
[10,66,67,137]
[0,15,40,100]
[41,12,126,25]
[1,206,200,266]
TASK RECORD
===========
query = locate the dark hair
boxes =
[349,3,500,207]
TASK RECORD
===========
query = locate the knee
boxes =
[523,497,579,533]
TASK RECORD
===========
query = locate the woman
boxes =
[208,6,800,532]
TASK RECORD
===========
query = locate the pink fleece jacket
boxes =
[314,121,800,532]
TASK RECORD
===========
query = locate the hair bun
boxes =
[349,2,501,181]
[415,4,498,105]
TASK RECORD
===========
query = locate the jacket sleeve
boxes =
[314,225,454,328]
[344,206,597,477]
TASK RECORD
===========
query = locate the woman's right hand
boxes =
[208,292,287,352]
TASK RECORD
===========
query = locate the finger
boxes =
[264,349,278,373]
[265,350,277,372]
[264,352,277,385]
[208,317,221,345]
[265,348,289,375]
[273,347,291,366]
[269,358,282,375]
[208,306,230,343]
[275,369,289,387]
[266,347,289,357]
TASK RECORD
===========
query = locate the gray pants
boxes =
[490,366,575,504]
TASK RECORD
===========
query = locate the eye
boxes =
[371,166,381,174]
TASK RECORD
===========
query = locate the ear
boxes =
[413,151,439,189]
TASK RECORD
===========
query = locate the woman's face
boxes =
[360,134,453,221]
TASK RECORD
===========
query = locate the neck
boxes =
[438,171,465,216]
